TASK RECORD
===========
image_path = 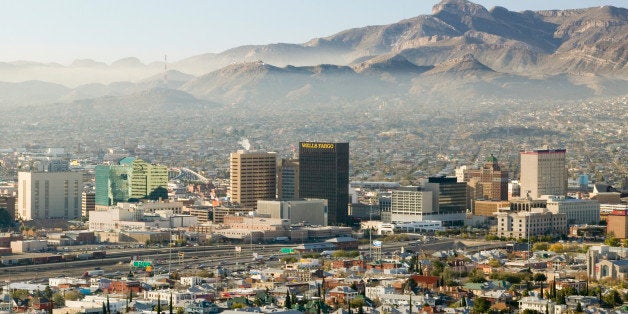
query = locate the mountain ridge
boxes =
[0,0,626,108]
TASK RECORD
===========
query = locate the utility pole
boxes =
[369,201,373,260]
[168,228,172,275]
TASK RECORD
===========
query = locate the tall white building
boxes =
[17,171,83,220]
[520,149,567,199]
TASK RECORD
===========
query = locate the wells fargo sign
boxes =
[301,142,335,149]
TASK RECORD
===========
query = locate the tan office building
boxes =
[496,208,568,239]
[520,149,567,199]
[467,155,509,201]
[230,150,277,209]
[607,210,628,239]
[474,200,510,217]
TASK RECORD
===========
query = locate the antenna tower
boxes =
[164,54,168,87]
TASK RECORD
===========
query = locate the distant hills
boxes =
[0,0,626,108]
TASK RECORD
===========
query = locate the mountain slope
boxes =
[0,81,70,107]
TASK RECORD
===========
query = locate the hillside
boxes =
[0,0,625,108]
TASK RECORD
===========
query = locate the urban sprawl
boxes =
[0,140,627,314]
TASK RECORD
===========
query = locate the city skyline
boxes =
[1,0,625,64]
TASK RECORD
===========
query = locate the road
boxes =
[0,238,498,282]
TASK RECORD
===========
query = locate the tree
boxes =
[473,297,490,313]
[533,273,547,282]
[349,298,365,309]
[404,278,417,292]
[52,292,65,308]
[0,208,13,228]
[469,269,487,283]
[64,290,83,301]
[284,290,292,309]
[604,232,621,247]
[602,289,622,307]
[147,187,168,201]
[169,292,173,314]
[548,243,565,253]
[532,242,549,251]
[575,302,582,312]
[461,297,467,307]
[156,294,161,314]
[488,258,501,268]
[431,260,445,276]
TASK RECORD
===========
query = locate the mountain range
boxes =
[1,0,626,108]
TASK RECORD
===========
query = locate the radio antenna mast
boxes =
[164,54,168,87]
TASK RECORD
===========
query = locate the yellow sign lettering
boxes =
[301,143,335,149]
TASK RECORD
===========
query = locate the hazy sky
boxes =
[1,0,625,64]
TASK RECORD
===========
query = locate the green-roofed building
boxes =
[95,157,168,207]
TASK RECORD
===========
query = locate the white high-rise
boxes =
[18,171,83,220]
[520,149,567,199]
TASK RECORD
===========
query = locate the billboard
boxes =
[373,240,382,248]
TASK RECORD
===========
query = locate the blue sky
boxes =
[0,0,625,64]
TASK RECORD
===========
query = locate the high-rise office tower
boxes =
[467,154,509,201]
[17,171,83,220]
[423,176,468,225]
[298,142,349,225]
[277,158,299,200]
[230,150,277,209]
[520,149,567,199]
[95,157,168,207]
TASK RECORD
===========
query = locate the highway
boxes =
[0,238,493,282]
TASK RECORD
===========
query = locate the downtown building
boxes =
[457,154,509,202]
[298,142,349,225]
[229,150,277,209]
[81,191,95,218]
[496,208,568,239]
[257,198,328,226]
[277,158,299,200]
[520,149,567,199]
[541,195,600,225]
[95,157,168,208]
[389,177,467,226]
[17,171,83,220]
